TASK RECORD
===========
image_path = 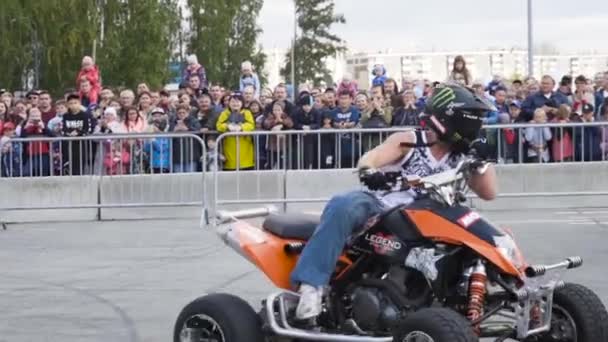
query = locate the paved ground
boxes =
[1,208,608,342]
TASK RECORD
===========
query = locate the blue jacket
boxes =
[595,90,606,116]
[521,91,569,121]
[144,137,171,169]
[240,74,260,98]
[372,75,388,87]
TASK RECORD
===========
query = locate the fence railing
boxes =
[210,122,608,220]
[0,133,207,216]
[3,122,608,221]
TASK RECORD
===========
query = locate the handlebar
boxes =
[373,156,492,206]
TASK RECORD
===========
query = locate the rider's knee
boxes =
[328,191,367,211]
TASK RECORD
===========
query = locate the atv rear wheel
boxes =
[526,283,608,342]
[173,293,265,342]
[393,308,477,342]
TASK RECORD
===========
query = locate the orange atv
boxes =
[174,158,608,342]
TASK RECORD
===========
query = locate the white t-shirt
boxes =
[369,131,463,208]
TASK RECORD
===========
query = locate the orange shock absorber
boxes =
[466,261,487,333]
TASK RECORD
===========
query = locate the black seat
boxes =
[262,213,320,240]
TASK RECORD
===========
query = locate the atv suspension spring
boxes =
[466,263,487,333]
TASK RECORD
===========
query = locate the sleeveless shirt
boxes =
[371,130,463,208]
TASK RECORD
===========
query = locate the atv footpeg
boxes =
[265,291,392,341]
[525,256,583,277]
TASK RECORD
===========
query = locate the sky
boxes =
[258,0,608,54]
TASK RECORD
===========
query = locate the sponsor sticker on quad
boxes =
[365,233,402,254]
[458,211,481,228]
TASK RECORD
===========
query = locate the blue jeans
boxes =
[24,154,50,177]
[173,162,197,173]
[290,190,385,287]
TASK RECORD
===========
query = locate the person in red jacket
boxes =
[103,140,130,175]
[76,56,100,106]
[20,107,53,176]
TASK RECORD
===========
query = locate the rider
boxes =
[290,82,499,320]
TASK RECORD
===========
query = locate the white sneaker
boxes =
[295,284,323,320]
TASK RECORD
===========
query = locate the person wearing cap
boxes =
[574,103,601,162]
[169,104,201,173]
[216,91,255,170]
[26,90,41,109]
[499,100,524,163]
[291,92,321,169]
[144,108,171,174]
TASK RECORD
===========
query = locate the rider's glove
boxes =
[469,138,492,161]
[358,167,390,191]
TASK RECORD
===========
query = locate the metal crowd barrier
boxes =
[210,127,408,218]
[210,122,608,218]
[0,132,207,215]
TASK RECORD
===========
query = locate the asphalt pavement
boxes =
[1,208,608,342]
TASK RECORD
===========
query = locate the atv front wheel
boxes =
[173,293,265,342]
[393,308,477,342]
[527,283,608,342]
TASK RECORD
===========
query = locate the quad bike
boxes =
[174,156,608,342]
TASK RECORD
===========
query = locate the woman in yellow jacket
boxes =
[216,91,256,170]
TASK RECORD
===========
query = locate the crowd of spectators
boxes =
[1,54,608,177]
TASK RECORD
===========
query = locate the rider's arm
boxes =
[357,130,414,169]
[467,163,497,201]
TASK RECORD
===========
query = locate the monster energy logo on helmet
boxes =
[431,86,457,110]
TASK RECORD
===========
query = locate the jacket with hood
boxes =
[372,65,388,87]
[216,108,255,169]
[240,73,261,98]
[144,122,171,170]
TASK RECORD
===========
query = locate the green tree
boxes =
[281,0,346,87]
[224,0,267,90]
[0,0,32,91]
[186,0,267,90]
[0,0,98,95]
[99,0,180,90]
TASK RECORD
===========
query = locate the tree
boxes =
[0,0,180,95]
[0,0,98,95]
[99,0,181,90]
[281,0,346,87]
[224,0,267,90]
[186,0,267,90]
[0,0,32,91]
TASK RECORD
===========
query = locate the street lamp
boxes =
[291,0,297,101]
[527,0,534,78]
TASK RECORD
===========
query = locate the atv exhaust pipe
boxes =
[265,291,392,342]
[524,256,583,278]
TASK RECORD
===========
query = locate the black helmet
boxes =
[422,82,495,153]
